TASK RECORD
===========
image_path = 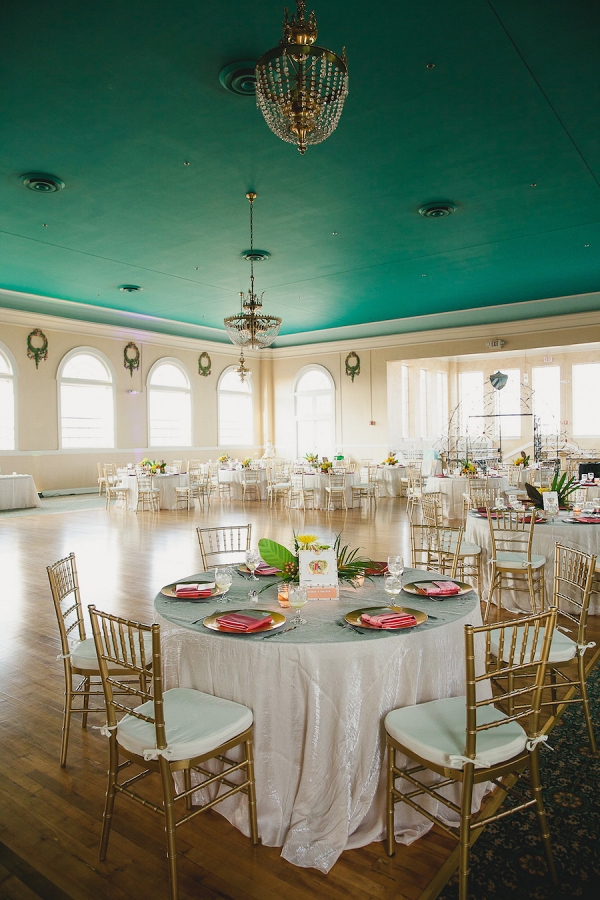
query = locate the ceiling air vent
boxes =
[119,285,143,293]
[20,172,65,193]
[241,250,270,262]
[418,203,456,218]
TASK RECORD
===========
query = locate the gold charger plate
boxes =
[160,582,224,600]
[203,608,287,634]
[345,606,427,630]
[403,581,472,596]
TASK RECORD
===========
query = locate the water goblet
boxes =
[387,555,404,577]
[288,584,308,625]
[245,549,261,580]
[384,574,403,606]
[214,567,233,603]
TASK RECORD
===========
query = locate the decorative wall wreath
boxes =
[345,351,360,382]
[123,341,140,376]
[198,351,212,376]
[27,329,48,369]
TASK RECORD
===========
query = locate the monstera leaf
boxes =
[257,538,296,572]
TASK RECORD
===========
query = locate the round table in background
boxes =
[425,475,509,520]
[375,466,407,497]
[154,569,484,873]
[0,474,41,510]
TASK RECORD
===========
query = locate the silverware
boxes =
[261,625,297,639]
[337,621,367,635]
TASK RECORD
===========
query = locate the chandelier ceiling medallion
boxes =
[224,192,282,351]
[255,0,348,155]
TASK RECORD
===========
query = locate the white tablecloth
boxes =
[465,512,600,615]
[0,474,41,510]
[117,473,189,510]
[155,570,485,872]
[425,476,509,520]
[375,466,407,497]
[217,468,268,500]
[302,471,359,508]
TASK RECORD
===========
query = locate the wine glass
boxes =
[545,497,559,522]
[384,574,403,607]
[214,567,233,602]
[387,555,404,577]
[245,549,261,580]
[288,584,308,625]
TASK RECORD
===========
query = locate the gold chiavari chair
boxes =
[47,553,151,767]
[241,467,261,501]
[486,510,546,621]
[97,461,107,496]
[88,607,258,900]
[421,492,442,525]
[409,524,464,578]
[384,608,559,900]
[174,477,195,511]
[104,466,130,510]
[135,473,160,512]
[406,466,424,520]
[197,524,252,570]
[266,466,291,506]
[188,471,211,509]
[325,471,347,510]
[171,459,184,473]
[288,472,305,509]
[420,494,482,587]
[351,464,377,508]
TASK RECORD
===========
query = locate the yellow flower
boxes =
[297,534,319,549]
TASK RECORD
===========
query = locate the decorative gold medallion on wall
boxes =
[198,351,212,376]
[27,329,48,369]
[345,351,360,382]
[123,342,140,377]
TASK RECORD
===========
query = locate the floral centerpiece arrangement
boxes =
[140,458,166,474]
[382,454,397,466]
[514,452,530,467]
[526,472,579,510]
[305,452,319,466]
[218,453,230,464]
[257,533,374,587]
[460,459,477,476]
[241,457,252,468]
[320,460,333,473]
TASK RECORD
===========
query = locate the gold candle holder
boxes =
[277,584,290,607]
[351,573,365,588]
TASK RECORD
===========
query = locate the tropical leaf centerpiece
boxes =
[525,472,579,509]
[305,452,319,466]
[460,459,477,476]
[514,453,530,467]
[257,533,375,587]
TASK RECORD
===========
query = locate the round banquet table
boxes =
[375,465,407,497]
[116,472,189,510]
[215,467,268,501]
[0,473,41,510]
[154,569,485,873]
[425,475,509,521]
[301,471,359,508]
[465,511,600,615]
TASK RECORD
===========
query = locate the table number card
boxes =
[298,549,339,599]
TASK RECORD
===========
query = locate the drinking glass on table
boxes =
[214,567,234,602]
[387,555,404,577]
[384,574,403,605]
[546,497,559,521]
[288,584,308,625]
[245,549,261,580]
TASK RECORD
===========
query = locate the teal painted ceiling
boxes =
[1,0,600,341]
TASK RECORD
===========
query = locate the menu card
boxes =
[298,549,339,599]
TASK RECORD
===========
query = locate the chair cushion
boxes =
[385,695,527,769]
[495,551,546,570]
[490,625,576,664]
[271,482,291,490]
[70,635,152,672]
[117,687,253,762]
[458,540,481,556]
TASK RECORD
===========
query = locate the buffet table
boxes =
[155,569,484,872]
[425,475,509,520]
[116,472,189,510]
[0,474,41,510]
[465,511,600,615]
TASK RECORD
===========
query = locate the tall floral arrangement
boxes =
[257,533,374,586]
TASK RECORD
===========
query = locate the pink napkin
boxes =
[415,581,461,596]
[175,583,213,598]
[575,517,600,524]
[215,613,273,632]
[255,563,280,575]
[361,612,417,629]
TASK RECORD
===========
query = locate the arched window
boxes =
[59,350,115,448]
[0,346,16,450]
[148,360,192,447]
[218,369,253,446]
[294,366,335,458]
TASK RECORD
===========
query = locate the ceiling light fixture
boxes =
[255,0,348,155]
[236,352,251,383]
[419,203,456,218]
[119,284,143,292]
[20,172,65,193]
[224,192,282,350]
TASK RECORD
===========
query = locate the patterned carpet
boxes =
[437,667,600,900]
[0,494,106,518]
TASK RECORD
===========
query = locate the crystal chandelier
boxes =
[236,351,251,383]
[224,192,282,350]
[255,0,348,155]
